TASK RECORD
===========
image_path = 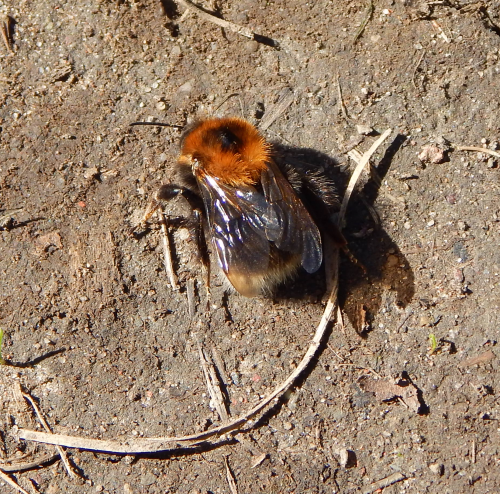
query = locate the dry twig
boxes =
[0,453,58,472]
[1,16,14,55]
[340,129,393,224]
[0,469,30,494]
[353,0,374,44]
[224,456,238,494]
[211,347,229,385]
[159,210,179,290]
[197,340,229,422]
[22,393,75,479]
[336,75,351,123]
[455,145,500,159]
[176,0,276,46]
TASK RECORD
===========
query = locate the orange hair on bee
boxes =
[178,117,271,187]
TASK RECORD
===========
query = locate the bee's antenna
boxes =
[130,122,183,129]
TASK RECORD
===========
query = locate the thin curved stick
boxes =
[339,129,392,225]
[455,145,500,159]
[19,268,338,454]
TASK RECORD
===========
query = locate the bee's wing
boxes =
[260,161,323,273]
[196,163,322,279]
[195,171,275,276]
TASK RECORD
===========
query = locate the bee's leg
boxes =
[156,183,186,201]
[192,209,211,300]
[139,184,187,225]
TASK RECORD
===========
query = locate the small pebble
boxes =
[419,315,431,327]
[243,40,259,53]
[418,144,445,164]
[356,124,374,136]
[178,80,192,93]
[338,448,350,467]
[429,463,444,475]
[140,473,157,486]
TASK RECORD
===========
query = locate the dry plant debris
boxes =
[361,472,406,494]
[224,456,238,494]
[258,87,295,131]
[22,392,75,479]
[455,145,500,159]
[197,339,229,422]
[358,375,423,413]
[0,470,30,494]
[1,15,14,55]
[176,0,277,46]
[352,0,374,44]
[0,453,58,473]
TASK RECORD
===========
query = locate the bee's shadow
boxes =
[271,136,415,333]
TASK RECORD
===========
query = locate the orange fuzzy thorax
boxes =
[178,117,271,186]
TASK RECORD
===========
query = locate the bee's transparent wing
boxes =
[196,171,273,278]
[260,161,322,273]
[195,163,322,281]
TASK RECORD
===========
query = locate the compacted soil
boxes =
[1,1,500,492]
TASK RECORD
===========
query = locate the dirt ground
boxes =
[1,0,500,492]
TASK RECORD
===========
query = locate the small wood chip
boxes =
[362,472,406,494]
[250,453,267,468]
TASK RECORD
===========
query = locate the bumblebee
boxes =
[138,117,342,297]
